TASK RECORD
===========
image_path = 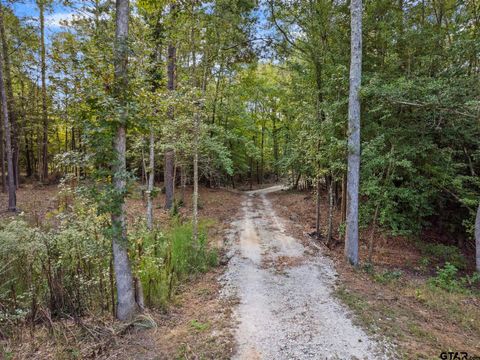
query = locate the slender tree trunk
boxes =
[367,202,380,263]
[260,122,264,184]
[0,5,18,188]
[315,179,321,239]
[341,173,347,223]
[141,146,146,187]
[38,1,48,181]
[0,9,15,212]
[476,204,480,272]
[327,178,334,245]
[273,116,279,181]
[0,112,4,192]
[146,127,154,230]
[180,165,186,204]
[193,112,199,243]
[249,157,253,190]
[164,26,176,210]
[345,0,363,266]
[111,0,137,321]
[164,150,174,209]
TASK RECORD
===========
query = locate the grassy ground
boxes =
[0,182,241,360]
[268,189,480,360]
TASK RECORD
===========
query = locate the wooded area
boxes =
[0,0,479,358]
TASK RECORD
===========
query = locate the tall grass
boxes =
[135,220,218,308]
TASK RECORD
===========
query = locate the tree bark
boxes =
[164,21,176,210]
[0,105,5,192]
[273,116,279,181]
[180,164,186,204]
[475,204,480,272]
[193,112,199,243]
[0,8,15,212]
[0,5,18,188]
[146,127,154,230]
[112,0,138,321]
[164,149,174,209]
[345,0,362,266]
[315,179,321,239]
[39,1,48,181]
[341,173,347,224]
[327,178,334,245]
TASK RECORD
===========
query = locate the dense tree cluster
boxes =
[0,0,478,322]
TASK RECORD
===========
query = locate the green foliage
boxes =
[429,263,480,294]
[429,263,462,293]
[373,269,403,285]
[0,194,111,326]
[0,191,218,331]
[417,243,467,270]
[190,319,210,332]
[134,221,218,308]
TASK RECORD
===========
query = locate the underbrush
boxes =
[416,242,467,270]
[0,187,218,347]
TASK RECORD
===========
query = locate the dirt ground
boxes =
[268,189,480,360]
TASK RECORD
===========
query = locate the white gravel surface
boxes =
[220,186,395,360]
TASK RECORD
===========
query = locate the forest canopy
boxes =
[0,0,479,328]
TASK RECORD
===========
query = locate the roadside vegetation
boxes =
[0,0,479,358]
[270,190,480,359]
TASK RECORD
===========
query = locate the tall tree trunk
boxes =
[260,121,264,184]
[164,23,176,210]
[345,0,362,266]
[111,0,137,321]
[38,1,48,181]
[164,149,174,209]
[367,202,380,263]
[0,5,18,188]
[180,165,186,204]
[0,110,4,192]
[315,179,321,239]
[327,178,334,245]
[341,173,347,224]
[193,112,199,242]
[0,9,15,212]
[146,127,154,230]
[273,116,279,181]
[475,204,480,272]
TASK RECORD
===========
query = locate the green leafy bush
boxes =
[428,263,479,293]
[0,191,219,333]
[417,243,467,269]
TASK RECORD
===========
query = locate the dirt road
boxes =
[221,186,393,360]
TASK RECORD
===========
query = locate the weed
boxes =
[190,319,210,332]
[373,269,403,284]
[362,262,375,274]
[429,262,460,292]
[419,256,430,269]
[417,243,466,269]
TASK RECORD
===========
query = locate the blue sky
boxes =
[11,0,79,37]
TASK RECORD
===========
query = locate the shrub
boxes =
[429,263,480,294]
[373,269,403,284]
[0,190,219,334]
[429,263,460,292]
[417,243,467,269]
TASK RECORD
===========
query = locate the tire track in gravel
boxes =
[221,186,395,360]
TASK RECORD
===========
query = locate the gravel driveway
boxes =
[221,186,394,360]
